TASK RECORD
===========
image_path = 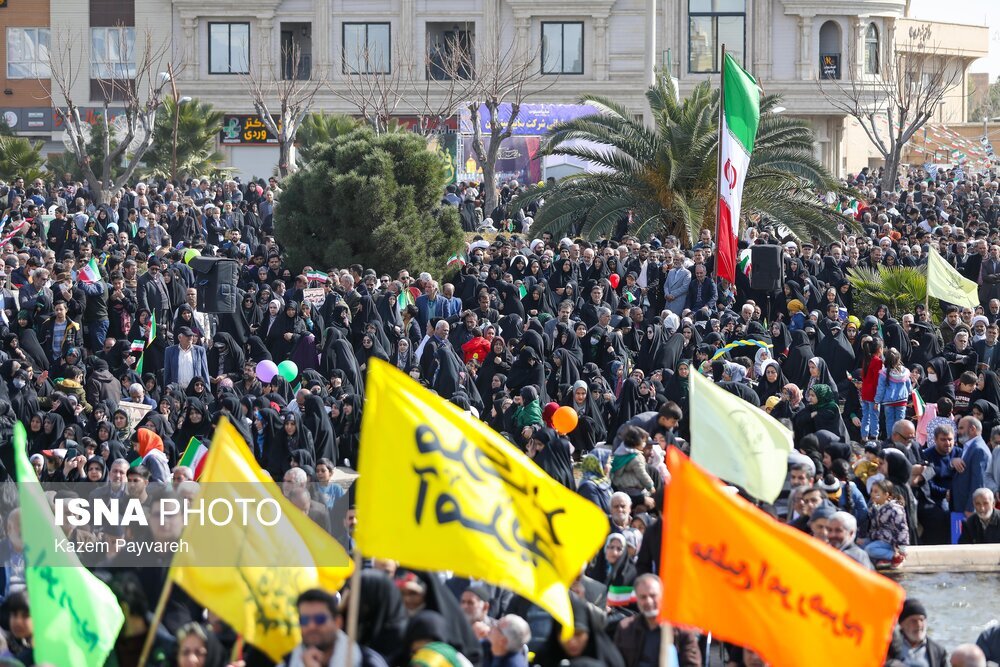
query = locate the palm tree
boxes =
[45,151,84,182]
[517,75,849,243]
[847,265,929,321]
[0,136,46,183]
[143,97,226,182]
[296,113,360,164]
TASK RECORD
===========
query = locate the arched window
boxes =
[819,21,842,79]
[865,23,880,75]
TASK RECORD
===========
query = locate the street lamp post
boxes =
[164,64,192,185]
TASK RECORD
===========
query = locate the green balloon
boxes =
[277,360,298,382]
[183,249,199,264]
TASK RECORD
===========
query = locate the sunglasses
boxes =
[299,613,331,627]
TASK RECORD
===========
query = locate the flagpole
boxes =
[713,43,726,283]
[344,549,363,665]
[659,622,675,666]
[925,250,931,316]
[138,578,173,667]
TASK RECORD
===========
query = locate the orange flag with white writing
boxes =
[658,447,905,667]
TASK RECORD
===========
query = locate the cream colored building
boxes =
[0,0,989,179]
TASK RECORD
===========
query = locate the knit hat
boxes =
[764,395,781,411]
[899,598,927,622]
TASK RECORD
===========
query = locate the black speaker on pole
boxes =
[750,245,783,292]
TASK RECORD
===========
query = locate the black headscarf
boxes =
[302,393,338,463]
[507,346,548,403]
[532,427,575,489]
[814,328,856,387]
[972,369,1000,408]
[918,357,955,403]
[534,594,625,667]
[782,330,815,389]
[356,570,408,665]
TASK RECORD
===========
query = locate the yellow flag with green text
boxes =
[927,246,980,309]
[357,359,607,640]
[168,418,353,662]
[689,369,792,503]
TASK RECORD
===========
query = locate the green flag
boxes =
[12,422,125,667]
[688,369,792,503]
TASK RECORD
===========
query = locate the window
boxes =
[865,23,879,75]
[7,28,50,78]
[209,23,250,74]
[343,23,390,74]
[818,21,841,79]
[427,23,475,80]
[541,22,583,75]
[688,0,744,73]
[91,27,136,79]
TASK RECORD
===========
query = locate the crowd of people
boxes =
[0,162,997,667]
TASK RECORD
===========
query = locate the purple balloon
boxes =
[256,359,279,383]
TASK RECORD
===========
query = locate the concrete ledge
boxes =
[896,545,1000,573]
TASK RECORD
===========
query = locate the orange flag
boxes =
[658,447,905,667]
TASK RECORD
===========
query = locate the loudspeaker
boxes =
[750,245,783,292]
[189,256,239,313]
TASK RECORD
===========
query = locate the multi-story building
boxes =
[0,0,989,179]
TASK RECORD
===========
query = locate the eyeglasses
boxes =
[299,613,331,627]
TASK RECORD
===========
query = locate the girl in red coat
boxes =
[860,336,884,441]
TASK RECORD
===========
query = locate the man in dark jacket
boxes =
[686,263,717,313]
[958,488,1000,544]
[895,598,948,667]
[85,358,122,409]
[613,574,701,667]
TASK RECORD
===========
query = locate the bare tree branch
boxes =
[440,22,558,215]
[39,24,176,204]
[242,41,324,177]
[819,24,963,190]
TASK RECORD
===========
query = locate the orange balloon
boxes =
[551,406,579,434]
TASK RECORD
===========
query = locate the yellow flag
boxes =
[169,418,353,662]
[927,246,980,309]
[689,369,792,503]
[357,359,607,640]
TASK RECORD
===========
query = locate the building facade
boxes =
[0,0,989,179]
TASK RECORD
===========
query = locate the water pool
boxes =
[895,571,1000,650]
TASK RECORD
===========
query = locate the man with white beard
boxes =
[612,574,703,666]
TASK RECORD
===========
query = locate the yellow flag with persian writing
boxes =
[357,359,607,640]
[168,418,353,662]
[927,246,980,309]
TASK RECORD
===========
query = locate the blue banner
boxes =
[459,103,598,136]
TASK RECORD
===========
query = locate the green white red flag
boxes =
[716,53,759,285]
[78,257,102,284]
[178,436,209,479]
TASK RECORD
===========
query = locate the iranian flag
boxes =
[78,257,102,284]
[607,585,636,607]
[912,389,926,418]
[178,437,209,479]
[716,53,760,286]
[305,270,328,283]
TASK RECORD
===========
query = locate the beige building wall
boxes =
[0,0,989,179]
